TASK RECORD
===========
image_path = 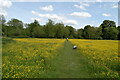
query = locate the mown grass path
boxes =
[46,41,92,78]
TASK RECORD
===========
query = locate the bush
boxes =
[2,37,15,45]
[11,36,30,38]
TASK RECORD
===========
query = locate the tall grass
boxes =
[2,38,64,78]
[70,39,119,78]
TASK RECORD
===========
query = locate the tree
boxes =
[6,18,24,37]
[7,18,23,29]
[33,27,45,38]
[103,27,118,40]
[117,26,120,40]
[28,20,41,37]
[54,23,64,38]
[100,20,116,39]
[1,18,119,40]
[95,27,103,39]
[0,15,6,25]
[66,25,75,38]
[0,15,6,36]
[63,27,70,38]
[77,29,84,39]
[44,19,55,38]
[83,25,91,39]
[83,25,101,39]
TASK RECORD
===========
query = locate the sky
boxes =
[0,0,119,29]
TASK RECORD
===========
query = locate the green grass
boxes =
[2,38,119,78]
[43,41,93,78]
[2,37,15,45]
[0,37,2,79]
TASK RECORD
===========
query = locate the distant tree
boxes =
[73,29,78,38]
[0,15,6,36]
[54,23,64,38]
[33,26,45,38]
[0,15,6,25]
[7,18,23,29]
[1,17,119,40]
[44,19,55,38]
[117,26,120,40]
[103,27,118,40]
[3,26,15,37]
[101,20,116,28]
[66,25,75,38]
[83,25,102,39]
[77,29,84,39]
[28,20,40,37]
[83,25,91,39]
[22,28,31,37]
[95,27,103,39]
[63,27,70,38]
[100,20,116,39]
[5,18,24,37]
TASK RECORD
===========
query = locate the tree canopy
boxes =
[1,16,120,40]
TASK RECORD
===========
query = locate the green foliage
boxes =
[2,37,15,44]
[1,15,119,40]
[33,27,45,38]
[63,27,70,38]
[54,23,64,38]
[83,25,102,39]
[0,15,6,36]
[27,20,41,37]
[117,26,120,40]
[100,20,118,39]
[7,18,23,29]
[0,15,6,24]
[103,27,119,40]
[77,29,84,39]
[44,19,55,38]
[66,25,75,38]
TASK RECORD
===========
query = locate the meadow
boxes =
[2,38,119,78]
[70,39,119,78]
[2,38,65,78]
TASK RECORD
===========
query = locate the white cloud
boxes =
[40,5,53,12]
[31,18,41,22]
[39,13,63,20]
[9,0,119,2]
[70,12,92,18]
[64,19,78,25]
[0,9,7,16]
[31,10,62,20]
[31,10,39,16]
[96,0,102,2]
[112,5,118,8]
[0,0,12,8]
[74,2,90,10]
[80,2,90,7]
[74,4,86,10]
[102,13,111,17]
[0,0,12,16]
[31,10,78,26]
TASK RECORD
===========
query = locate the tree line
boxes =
[1,15,120,40]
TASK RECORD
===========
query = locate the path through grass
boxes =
[46,41,92,78]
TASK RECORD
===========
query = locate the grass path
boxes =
[45,41,92,78]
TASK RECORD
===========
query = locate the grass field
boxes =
[69,39,119,78]
[2,38,64,78]
[2,38,119,78]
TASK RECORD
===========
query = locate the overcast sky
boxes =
[0,0,119,29]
